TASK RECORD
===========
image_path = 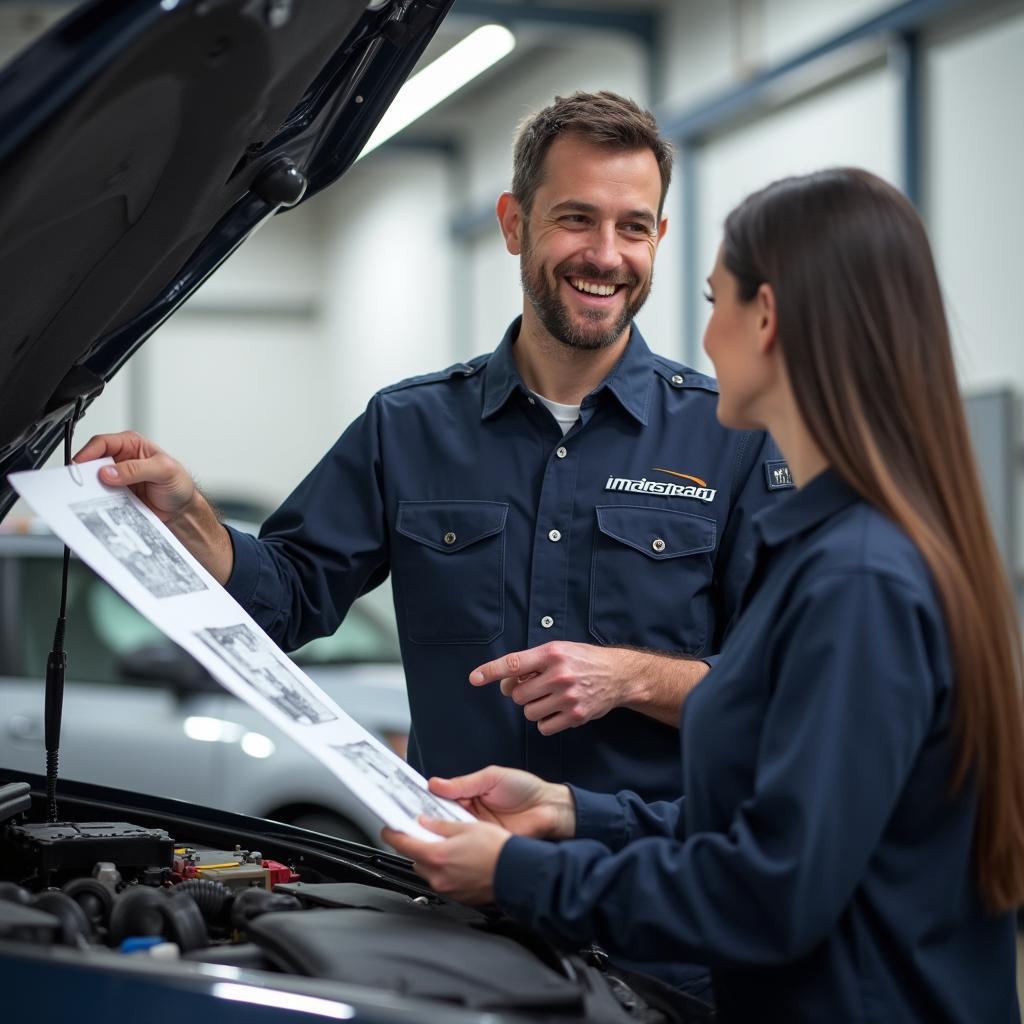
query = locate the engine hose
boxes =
[30,891,92,946]
[176,878,232,926]
[0,882,31,905]
[230,887,301,931]
[108,886,166,947]
[62,877,114,930]
[109,886,207,952]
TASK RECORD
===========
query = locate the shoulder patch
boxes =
[377,356,488,396]
[764,459,795,491]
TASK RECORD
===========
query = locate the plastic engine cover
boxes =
[249,906,588,1014]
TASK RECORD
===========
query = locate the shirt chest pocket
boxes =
[590,505,716,655]
[395,500,508,645]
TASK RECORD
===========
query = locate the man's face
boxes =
[515,135,667,351]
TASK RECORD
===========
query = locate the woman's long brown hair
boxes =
[723,168,1024,911]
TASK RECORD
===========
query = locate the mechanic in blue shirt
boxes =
[79,92,785,802]
[383,169,1024,1021]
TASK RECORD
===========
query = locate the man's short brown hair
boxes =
[511,91,674,218]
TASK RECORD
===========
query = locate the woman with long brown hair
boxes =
[384,168,1024,1021]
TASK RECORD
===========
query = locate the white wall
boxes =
[142,312,329,511]
[662,1,736,109]
[760,0,895,63]
[319,150,455,428]
[926,8,1024,393]
[922,6,1024,571]
[689,65,902,373]
[661,0,894,110]
[588,0,904,371]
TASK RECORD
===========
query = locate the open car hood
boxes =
[0,0,452,520]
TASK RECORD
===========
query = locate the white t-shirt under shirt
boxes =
[533,392,581,435]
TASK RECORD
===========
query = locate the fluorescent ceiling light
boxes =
[358,24,515,159]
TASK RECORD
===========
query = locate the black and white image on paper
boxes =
[197,623,337,725]
[331,740,460,821]
[71,495,207,598]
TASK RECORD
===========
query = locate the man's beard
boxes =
[520,230,652,351]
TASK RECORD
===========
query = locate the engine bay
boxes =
[0,776,692,1023]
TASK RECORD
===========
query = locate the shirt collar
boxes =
[754,467,862,548]
[481,316,654,425]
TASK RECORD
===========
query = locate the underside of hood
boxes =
[0,0,452,519]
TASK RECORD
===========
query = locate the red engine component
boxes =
[263,859,300,886]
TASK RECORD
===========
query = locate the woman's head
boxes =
[711,169,1024,911]
[715,169,956,492]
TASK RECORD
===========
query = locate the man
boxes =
[79,91,788,803]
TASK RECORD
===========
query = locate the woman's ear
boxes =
[755,282,778,355]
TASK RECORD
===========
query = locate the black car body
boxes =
[0,3,693,1021]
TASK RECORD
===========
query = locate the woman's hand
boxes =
[381,818,510,904]
[428,765,576,840]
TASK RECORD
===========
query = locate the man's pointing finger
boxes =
[469,649,543,686]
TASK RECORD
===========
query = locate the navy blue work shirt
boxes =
[495,469,1017,1022]
[225,318,785,800]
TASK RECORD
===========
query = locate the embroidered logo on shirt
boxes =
[605,468,717,503]
[764,460,795,490]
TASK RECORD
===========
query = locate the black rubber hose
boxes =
[108,885,208,952]
[176,878,231,926]
[63,877,114,931]
[230,888,301,931]
[161,891,208,952]
[108,886,166,947]
[30,891,92,946]
[0,882,31,905]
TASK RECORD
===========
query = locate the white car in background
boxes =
[0,521,409,845]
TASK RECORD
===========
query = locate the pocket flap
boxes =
[396,500,509,553]
[595,504,715,559]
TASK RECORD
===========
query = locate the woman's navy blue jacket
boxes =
[495,469,1017,1022]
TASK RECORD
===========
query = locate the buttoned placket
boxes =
[521,406,592,780]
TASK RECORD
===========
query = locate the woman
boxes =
[384,169,1024,1021]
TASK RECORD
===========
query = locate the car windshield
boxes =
[13,553,399,684]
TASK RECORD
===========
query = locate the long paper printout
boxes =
[9,459,470,841]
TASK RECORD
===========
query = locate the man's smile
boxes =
[566,276,623,298]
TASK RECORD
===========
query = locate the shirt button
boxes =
[540,615,554,629]
[671,374,684,386]
[548,529,561,542]
[556,446,568,459]
[652,537,666,553]
[443,532,457,545]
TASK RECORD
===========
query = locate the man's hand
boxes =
[428,765,576,840]
[470,641,632,735]
[74,431,198,523]
[470,642,708,732]
[74,431,234,585]
[381,818,509,905]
